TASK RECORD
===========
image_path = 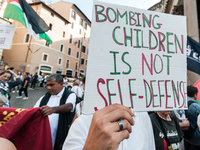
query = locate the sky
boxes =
[43,0,160,20]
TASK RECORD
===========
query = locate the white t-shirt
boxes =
[76,101,84,117]
[62,112,156,150]
[38,75,42,82]
[79,82,84,92]
[63,78,68,87]
[34,87,76,148]
[71,86,82,98]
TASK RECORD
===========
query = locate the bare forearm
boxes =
[8,70,18,79]
[12,73,19,79]
[52,103,73,114]
[179,119,190,130]
[23,80,28,88]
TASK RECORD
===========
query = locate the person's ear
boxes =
[194,93,198,100]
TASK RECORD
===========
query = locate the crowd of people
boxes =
[0,70,200,150]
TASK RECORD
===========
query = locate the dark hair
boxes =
[25,72,30,76]
[47,74,63,83]
[9,67,14,70]
[0,71,12,80]
[187,86,198,97]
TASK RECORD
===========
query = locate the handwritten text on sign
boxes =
[83,1,187,114]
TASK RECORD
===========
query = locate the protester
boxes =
[34,74,76,150]
[171,109,190,150]
[71,79,83,117]
[40,76,45,87]
[63,76,68,88]
[36,74,42,87]
[31,72,38,89]
[184,86,200,150]
[71,80,82,98]
[43,75,48,88]
[16,72,30,100]
[0,70,22,107]
[75,77,85,117]
[13,71,22,93]
[62,104,155,150]
[150,111,183,150]
[79,78,84,92]
[8,67,15,92]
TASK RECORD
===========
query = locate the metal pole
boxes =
[25,35,32,63]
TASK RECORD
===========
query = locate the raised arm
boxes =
[7,70,19,79]
[7,70,23,90]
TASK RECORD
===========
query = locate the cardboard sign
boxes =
[83,1,187,114]
[0,24,15,49]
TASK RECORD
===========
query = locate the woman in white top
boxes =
[71,80,82,98]
[71,79,84,117]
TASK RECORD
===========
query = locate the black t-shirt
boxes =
[33,75,38,81]
[22,77,30,87]
[150,113,183,150]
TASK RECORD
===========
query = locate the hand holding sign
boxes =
[83,104,134,150]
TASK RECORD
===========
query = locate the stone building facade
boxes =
[2,1,90,77]
[50,1,91,77]
[149,0,200,85]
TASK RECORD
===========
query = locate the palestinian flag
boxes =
[3,0,52,44]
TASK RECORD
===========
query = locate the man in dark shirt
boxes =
[31,73,38,89]
[16,72,30,100]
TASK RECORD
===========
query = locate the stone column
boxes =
[184,0,200,85]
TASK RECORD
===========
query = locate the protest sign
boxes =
[0,24,15,49]
[83,1,187,114]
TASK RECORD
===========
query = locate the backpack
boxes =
[183,100,198,139]
[75,87,84,104]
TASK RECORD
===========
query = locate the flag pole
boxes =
[25,35,32,63]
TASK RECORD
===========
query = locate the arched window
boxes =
[25,34,29,43]
[45,41,50,47]
[41,66,51,71]
[75,62,78,70]
[60,44,64,52]
[79,69,85,77]
[49,23,52,30]
[66,70,73,77]
[78,40,81,48]
[66,60,70,68]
